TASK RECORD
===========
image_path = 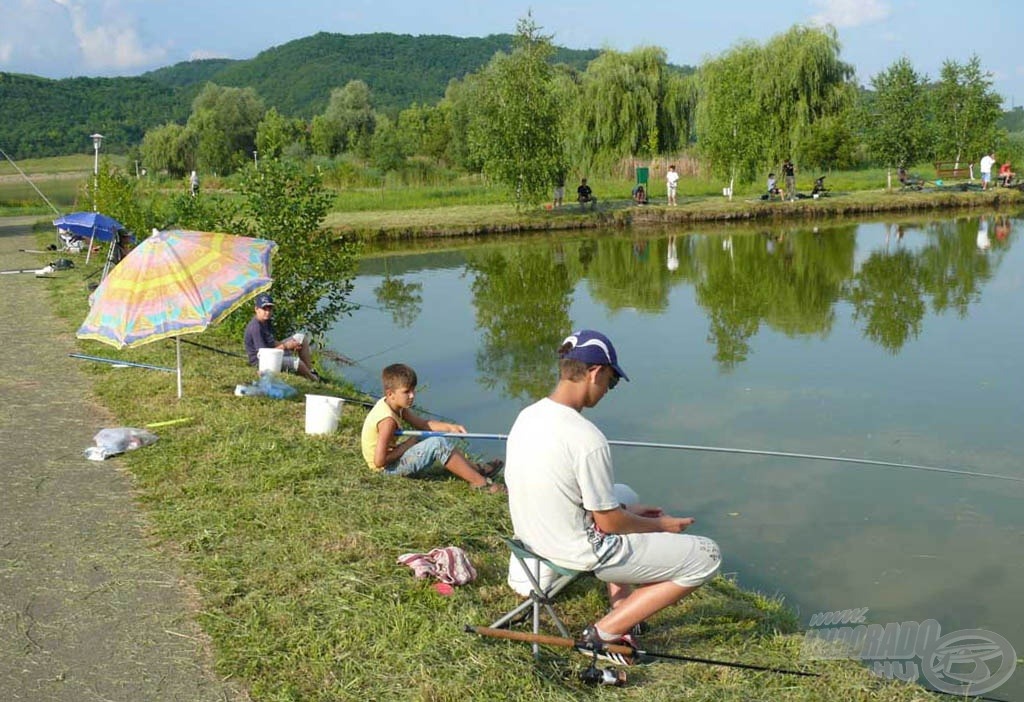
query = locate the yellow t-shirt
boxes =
[361,398,401,470]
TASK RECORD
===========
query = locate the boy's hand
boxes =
[446,423,467,434]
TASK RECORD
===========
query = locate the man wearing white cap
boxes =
[504,329,721,663]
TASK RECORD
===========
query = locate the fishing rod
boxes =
[466,626,1014,700]
[69,353,175,373]
[174,337,245,358]
[0,146,63,217]
[397,431,1024,484]
[465,625,818,677]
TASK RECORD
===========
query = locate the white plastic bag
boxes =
[84,427,158,461]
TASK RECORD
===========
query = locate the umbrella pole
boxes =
[176,337,183,399]
[85,232,96,264]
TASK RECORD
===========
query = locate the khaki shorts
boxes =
[595,532,721,588]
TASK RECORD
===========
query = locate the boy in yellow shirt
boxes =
[360,363,505,493]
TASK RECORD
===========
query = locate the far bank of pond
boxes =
[329,186,1024,240]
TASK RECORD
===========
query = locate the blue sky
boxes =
[2,0,1022,107]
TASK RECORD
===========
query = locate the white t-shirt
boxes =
[666,170,679,189]
[505,397,622,571]
[980,155,995,175]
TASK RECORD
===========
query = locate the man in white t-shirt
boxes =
[505,329,721,661]
[666,165,679,206]
[980,152,996,190]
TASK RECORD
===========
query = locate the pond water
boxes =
[327,211,1023,696]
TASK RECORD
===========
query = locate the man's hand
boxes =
[443,422,467,434]
[659,516,695,533]
[626,503,664,518]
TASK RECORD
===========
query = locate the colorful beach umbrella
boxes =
[77,229,277,397]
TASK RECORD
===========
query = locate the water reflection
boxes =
[361,215,1015,399]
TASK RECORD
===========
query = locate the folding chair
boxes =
[490,537,589,657]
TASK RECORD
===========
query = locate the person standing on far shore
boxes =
[782,159,795,201]
[980,152,995,190]
[666,165,679,206]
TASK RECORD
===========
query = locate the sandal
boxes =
[472,478,507,494]
[476,459,504,480]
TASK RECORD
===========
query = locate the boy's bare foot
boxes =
[476,459,504,479]
[472,478,507,494]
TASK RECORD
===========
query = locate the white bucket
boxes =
[305,394,343,435]
[257,347,284,374]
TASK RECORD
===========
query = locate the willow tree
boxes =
[695,41,767,185]
[469,16,566,207]
[758,25,855,164]
[933,55,1003,165]
[696,25,854,185]
[865,58,931,169]
[187,83,265,174]
[573,47,693,168]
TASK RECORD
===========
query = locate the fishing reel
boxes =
[579,660,626,687]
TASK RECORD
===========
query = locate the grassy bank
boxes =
[5,154,1023,235]
[328,185,1024,240]
[33,223,948,701]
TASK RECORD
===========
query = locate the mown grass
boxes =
[32,220,951,701]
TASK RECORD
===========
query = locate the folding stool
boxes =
[490,537,589,657]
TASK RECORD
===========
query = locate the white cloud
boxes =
[0,0,167,75]
[55,0,168,72]
[809,0,891,29]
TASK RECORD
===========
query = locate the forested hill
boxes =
[0,32,604,159]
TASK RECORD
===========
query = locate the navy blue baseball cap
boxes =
[559,329,629,381]
[254,292,274,308]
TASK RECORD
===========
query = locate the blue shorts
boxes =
[384,436,454,476]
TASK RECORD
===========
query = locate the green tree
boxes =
[236,159,359,338]
[797,111,856,171]
[187,83,265,174]
[696,26,854,185]
[933,56,1003,165]
[370,115,407,173]
[695,41,767,184]
[574,47,691,167]
[469,16,566,207]
[157,191,241,233]
[757,25,855,164]
[89,160,153,239]
[864,58,930,169]
[440,75,484,171]
[324,80,376,157]
[256,107,307,160]
[140,122,196,177]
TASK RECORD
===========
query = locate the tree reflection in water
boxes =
[453,216,1012,398]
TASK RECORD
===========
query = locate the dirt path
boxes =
[0,218,244,701]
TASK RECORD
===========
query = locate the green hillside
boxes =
[202,32,602,116]
[0,72,189,160]
[0,32,603,159]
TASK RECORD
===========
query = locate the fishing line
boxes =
[174,337,245,358]
[0,146,63,216]
[465,626,817,677]
[397,431,1024,484]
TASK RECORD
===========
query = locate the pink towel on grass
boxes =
[397,546,477,585]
